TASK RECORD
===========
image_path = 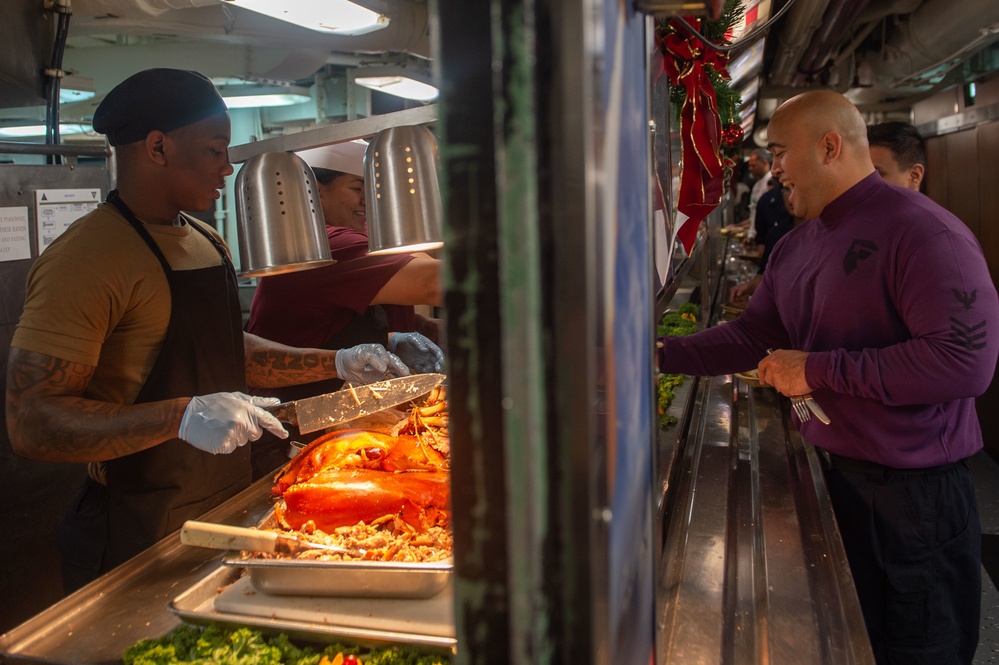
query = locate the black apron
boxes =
[58,191,249,588]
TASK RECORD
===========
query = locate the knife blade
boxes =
[180,520,365,557]
[803,395,831,425]
[266,373,445,434]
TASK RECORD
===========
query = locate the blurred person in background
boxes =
[867,121,926,192]
[727,182,800,303]
[727,148,774,244]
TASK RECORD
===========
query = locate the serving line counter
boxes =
[0,475,284,665]
[655,372,874,664]
[0,424,871,665]
[2,247,877,665]
[653,241,875,664]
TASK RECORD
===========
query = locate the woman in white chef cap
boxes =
[245,140,445,471]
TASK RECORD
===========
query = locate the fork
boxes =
[790,395,811,421]
[766,348,815,423]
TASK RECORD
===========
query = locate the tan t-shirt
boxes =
[12,203,229,405]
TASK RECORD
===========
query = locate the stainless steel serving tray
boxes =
[216,507,453,598]
[239,406,453,599]
[170,565,455,652]
[223,556,453,598]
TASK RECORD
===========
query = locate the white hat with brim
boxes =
[296,140,367,177]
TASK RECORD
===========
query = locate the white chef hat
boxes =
[296,140,367,178]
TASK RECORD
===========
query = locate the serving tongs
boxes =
[180,520,366,557]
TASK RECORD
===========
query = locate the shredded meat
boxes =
[249,389,454,563]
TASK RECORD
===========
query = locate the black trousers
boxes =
[824,458,981,665]
[57,477,109,595]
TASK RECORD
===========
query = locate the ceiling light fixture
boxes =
[219,84,312,109]
[0,124,92,139]
[353,66,439,102]
[221,0,389,36]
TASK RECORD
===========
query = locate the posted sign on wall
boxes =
[35,188,101,252]
[0,206,31,262]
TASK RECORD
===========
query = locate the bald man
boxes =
[657,90,998,663]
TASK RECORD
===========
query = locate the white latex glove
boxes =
[388,332,445,374]
[178,392,288,455]
[334,343,411,384]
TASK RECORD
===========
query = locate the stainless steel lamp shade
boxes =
[234,151,336,277]
[364,125,443,255]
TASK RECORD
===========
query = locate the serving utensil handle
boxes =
[264,402,298,427]
[180,520,279,553]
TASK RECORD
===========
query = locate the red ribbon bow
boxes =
[662,18,730,252]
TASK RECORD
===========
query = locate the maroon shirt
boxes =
[660,174,999,468]
[247,226,415,349]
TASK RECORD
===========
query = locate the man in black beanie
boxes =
[6,68,408,593]
[91,68,228,146]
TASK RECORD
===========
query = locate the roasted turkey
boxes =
[272,426,450,532]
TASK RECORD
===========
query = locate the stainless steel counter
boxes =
[655,361,875,664]
[2,391,875,665]
[0,476,277,665]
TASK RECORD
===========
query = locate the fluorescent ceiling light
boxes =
[0,124,92,138]
[353,65,439,102]
[222,0,389,36]
[219,85,312,109]
[354,76,439,102]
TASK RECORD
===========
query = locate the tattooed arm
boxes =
[243,332,340,388]
[5,347,189,463]
[243,333,410,388]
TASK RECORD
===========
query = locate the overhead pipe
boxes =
[44,0,73,159]
[794,0,874,83]
[870,0,999,88]
[824,0,925,90]
[843,0,999,106]
[68,0,218,18]
[854,0,924,26]
[768,0,833,86]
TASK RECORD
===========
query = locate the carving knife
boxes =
[265,373,445,434]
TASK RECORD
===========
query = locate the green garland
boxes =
[659,0,745,129]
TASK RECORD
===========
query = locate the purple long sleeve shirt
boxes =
[659,173,999,468]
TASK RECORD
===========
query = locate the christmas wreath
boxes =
[657,0,745,251]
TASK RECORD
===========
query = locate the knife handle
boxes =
[265,402,298,427]
[180,520,279,553]
[803,397,831,425]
